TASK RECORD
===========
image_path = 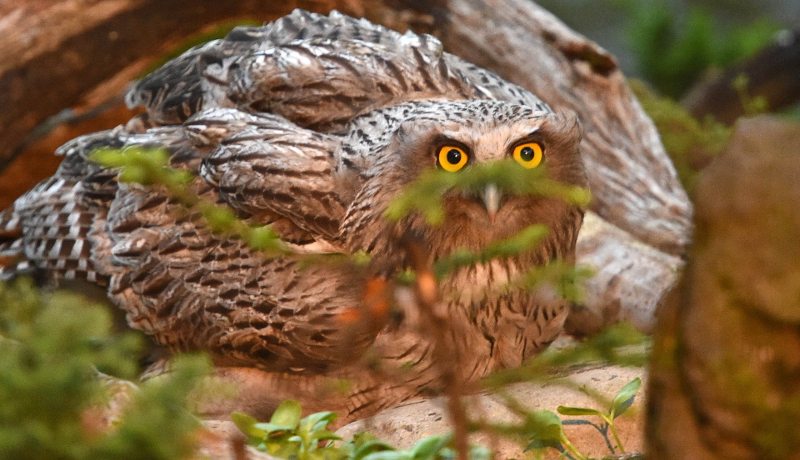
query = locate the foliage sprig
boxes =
[0,278,210,460]
[385,160,591,225]
[91,146,289,255]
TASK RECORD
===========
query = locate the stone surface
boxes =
[338,364,646,460]
[197,420,277,460]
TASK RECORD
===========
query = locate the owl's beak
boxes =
[481,184,501,222]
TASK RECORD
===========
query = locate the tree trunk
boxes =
[682,30,800,125]
[0,0,339,175]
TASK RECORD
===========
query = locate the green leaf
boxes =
[270,399,303,429]
[524,438,563,453]
[556,406,604,417]
[118,167,149,185]
[410,434,451,460]
[299,410,339,434]
[526,410,565,444]
[303,410,339,426]
[272,441,301,458]
[308,449,347,460]
[317,446,351,460]
[362,451,414,460]
[352,439,396,460]
[253,422,295,434]
[199,204,237,233]
[611,377,642,418]
[309,429,342,442]
[231,411,268,439]
[433,224,549,278]
[247,226,281,249]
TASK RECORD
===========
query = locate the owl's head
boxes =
[340,99,587,269]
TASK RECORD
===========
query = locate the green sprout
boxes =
[518,260,596,303]
[233,401,491,460]
[525,377,643,459]
[233,401,342,460]
[433,224,549,279]
[485,323,648,389]
[0,278,209,460]
[556,377,642,454]
[90,146,290,256]
[524,409,587,460]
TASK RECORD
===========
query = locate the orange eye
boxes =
[513,142,543,169]
[438,146,468,172]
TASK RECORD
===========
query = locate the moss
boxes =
[0,278,209,460]
[631,79,731,193]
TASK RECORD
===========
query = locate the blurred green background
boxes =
[537,0,795,98]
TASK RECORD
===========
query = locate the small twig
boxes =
[401,233,470,460]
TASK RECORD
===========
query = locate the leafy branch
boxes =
[556,377,643,455]
[0,277,210,460]
[233,400,491,460]
[91,146,290,255]
[385,160,591,225]
[433,224,549,279]
[484,323,648,389]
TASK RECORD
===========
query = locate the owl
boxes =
[0,10,586,420]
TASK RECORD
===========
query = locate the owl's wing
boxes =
[5,105,347,286]
[98,124,376,371]
[5,122,376,371]
[0,208,27,280]
[192,108,347,241]
[105,155,374,373]
[126,10,549,130]
[126,9,406,125]
[3,128,135,284]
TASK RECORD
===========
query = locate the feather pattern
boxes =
[1,9,586,421]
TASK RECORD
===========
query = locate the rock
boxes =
[338,364,646,460]
[196,420,277,460]
[647,116,800,460]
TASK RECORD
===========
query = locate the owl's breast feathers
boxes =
[0,9,586,416]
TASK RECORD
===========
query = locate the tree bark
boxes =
[682,29,800,125]
[647,117,800,460]
[0,0,339,173]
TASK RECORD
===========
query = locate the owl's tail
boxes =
[0,207,34,282]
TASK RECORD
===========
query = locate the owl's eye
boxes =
[438,146,468,172]
[513,142,544,169]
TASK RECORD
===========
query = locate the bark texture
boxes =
[0,0,338,173]
[647,117,800,460]
[683,29,800,125]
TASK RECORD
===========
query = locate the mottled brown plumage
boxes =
[0,10,586,421]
